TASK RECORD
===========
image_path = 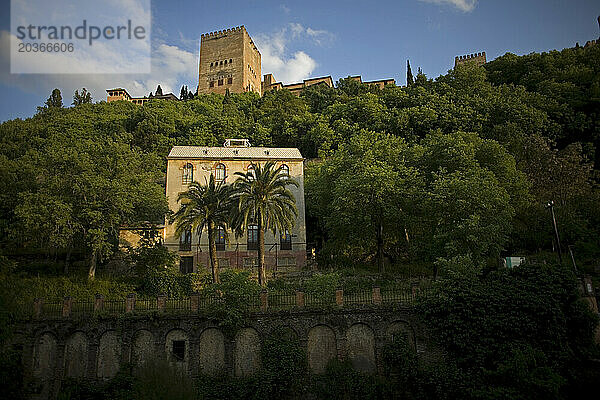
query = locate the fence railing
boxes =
[30,285,433,319]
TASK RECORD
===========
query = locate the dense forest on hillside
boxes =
[0,44,599,400]
[1,43,599,277]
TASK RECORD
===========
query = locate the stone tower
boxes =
[454,52,487,68]
[197,26,262,96]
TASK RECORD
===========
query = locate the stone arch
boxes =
[33,332,57,380]
[97,331,121,379]
[130,330,154,370]
[64,331,88,378]
[346,323,376,373]
[234,327,261,377]
[307,324,337,374]
[198,327,225,376]
[385,320,416,351]
[165,329,189,371]
[268,325,298,342]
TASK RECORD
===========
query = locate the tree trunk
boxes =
[64,246,72,275]
[88,251,96,280]
[257,216,266,287]
[208,222,220,283]
[376,222,384,273]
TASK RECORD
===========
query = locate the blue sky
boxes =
[0,0,598,121]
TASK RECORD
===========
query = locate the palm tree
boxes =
[171,174,232,283]
[232,161,298,287]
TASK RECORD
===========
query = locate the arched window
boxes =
[182,163,193,184]
[247,164,255,181]
[214,163,226,183]
[280,164,289,177]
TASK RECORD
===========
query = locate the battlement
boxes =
[584,39,598,48]
[454,51,487,67]
[201,25,246,38]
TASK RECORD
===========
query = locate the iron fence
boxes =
[29,284,434,318]
[166,297,190,312]
[41,302,62,316]
[304,292,336,308]
[268,292,296,310]
[71,301,94,316]
[103,299,126,314]
[344,290,373,306]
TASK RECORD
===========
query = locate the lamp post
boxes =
[545,201,562,263]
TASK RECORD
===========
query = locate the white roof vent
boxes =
[224,138,251,148]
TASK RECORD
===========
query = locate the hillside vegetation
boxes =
[1,44,599,278]
[0,44,599,400]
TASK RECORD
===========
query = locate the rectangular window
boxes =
[216,227,226,251]
[218,79,223,86]
[179,230,192,251]
[182,163,193,184]
[172,340,185,361]
[218,258,230,268]
[209,81,215,88]
[280,230,292,250]
[277,257,296,267]
[227,77,233,85]
[243,257,258,268]
[247,225,258,250]
[179,256,194,274]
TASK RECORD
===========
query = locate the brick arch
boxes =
[97,330,121,379]
[64,331,88,378]
[234,327,261,377]
[385,320,416,351]
[165,328,190,371]
[198,327,225,376]
[307,324,337,374]
[130,329,154,370]
[346,323,376,373]
[267,323,299,342]
[33,332,58,380]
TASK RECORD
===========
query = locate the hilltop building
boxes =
[164,139,306,275]
[107,25,399,101]
[262,74,334,95]
[106,88,178,104]
[198,26,262,96]
[454,52,487,68]
[262,74,396,95]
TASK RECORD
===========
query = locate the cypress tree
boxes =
[407,60,414,86]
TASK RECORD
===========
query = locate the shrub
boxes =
[0,273,138,315]
[309,359,391,400]
[304,272,340,302]
[418,262,600,399]
[138,269,204,297]
[129,242,179,275]
[201,270,261,334]
[134,358,195,400]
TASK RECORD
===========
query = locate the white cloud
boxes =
[0,30,198,102]
[419,0,479,12]
[10,0,152,74]
[254,23,333,84]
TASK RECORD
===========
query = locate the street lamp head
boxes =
[545,200,554,209]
